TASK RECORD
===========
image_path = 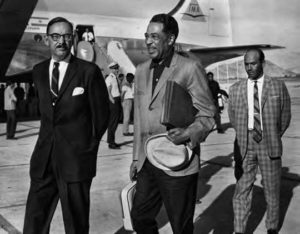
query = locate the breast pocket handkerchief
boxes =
[72,87,84,96]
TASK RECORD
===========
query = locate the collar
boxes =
[249,74,264,84]
[50,54,71,66]
[150,48,174,69]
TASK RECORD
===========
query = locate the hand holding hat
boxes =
[167,127,190,145]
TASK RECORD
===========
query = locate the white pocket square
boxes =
[72,87,84,96]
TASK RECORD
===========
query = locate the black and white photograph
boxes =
[0,0,299,233]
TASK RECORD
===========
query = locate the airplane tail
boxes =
[169,0,233,47]
[107,41,136,75]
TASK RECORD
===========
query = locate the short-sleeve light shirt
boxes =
[122,84,134,99]
[105,73,120,97]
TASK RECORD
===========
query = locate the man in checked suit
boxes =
[23,17,109,234]
[228,48,291,234]
[129,14,216,233]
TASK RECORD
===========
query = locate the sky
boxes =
[35,0,300,72]
[230,0,300,72]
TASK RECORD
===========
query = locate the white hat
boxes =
[144,133,193,171]
[108,61,119,69]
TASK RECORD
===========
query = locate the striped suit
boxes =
[228,75,291,233]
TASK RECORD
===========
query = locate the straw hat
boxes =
[144,133,193,171]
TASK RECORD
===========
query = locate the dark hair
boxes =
[245,48,265,62]
[150,14,179,41]
[126,73,134,83]
[207,72,214,77]
[46,17,73,34]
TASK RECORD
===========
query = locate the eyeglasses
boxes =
[48,33,73,41]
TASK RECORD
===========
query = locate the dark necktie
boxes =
[116,77,121,94]
[51,62,59,102]
[253,81,262,142]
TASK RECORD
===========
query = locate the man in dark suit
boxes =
[228,48,291,234]
[207,71,224,133]
[23,17,109,234]
[129,14,216,233]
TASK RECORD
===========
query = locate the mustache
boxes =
[56,43,68,49]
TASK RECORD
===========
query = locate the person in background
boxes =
[105,62,122,149]
[14,82,25,116]
[82,28,94,43]
[27,82,37,117]
[0,84,5,119]
[4,81,17,139]
[118,73,125,87]
[228,48,291,234]
[130,13,216,234]
[121,73,134,136]
[23,17,109,234]
[207,71,224,133]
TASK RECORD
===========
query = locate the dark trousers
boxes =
[23,156,92,234]
[107,97,121,144]
[6,110,16,138]
[131,160,198,234]
[213,101,222,131]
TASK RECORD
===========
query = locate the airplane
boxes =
[0,0,282,82]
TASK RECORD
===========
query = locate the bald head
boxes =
[244,48,265,80]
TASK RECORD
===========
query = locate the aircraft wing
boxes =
[0,0,38,81]
[186,44,284,67]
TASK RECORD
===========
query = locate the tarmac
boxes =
[0,78,299,234]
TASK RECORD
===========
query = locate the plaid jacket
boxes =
[228,75,291,158]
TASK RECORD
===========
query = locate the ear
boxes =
[44,35,49,46]
[262,60,266,69]
[168,34,175,45]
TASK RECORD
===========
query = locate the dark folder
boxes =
[161,80,197,128]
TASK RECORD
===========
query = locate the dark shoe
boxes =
[217,129,225,134]
[108,143,121,149]
[267,229,278,234]
[123,132,134,136]
[7,137,18,140]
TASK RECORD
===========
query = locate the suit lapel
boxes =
[145,61,153,106]
[241,79,248,109]
[57,56,77,102]
[150,54,178,105]
[261,75,270,108]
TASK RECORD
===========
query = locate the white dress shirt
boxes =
[49,54,71,90]
[247,75,264,130]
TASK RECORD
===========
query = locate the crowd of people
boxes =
[0,13,291,234]
[104,61,135,149]
[0,81,39,139]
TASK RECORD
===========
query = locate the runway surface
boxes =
[0,78,299,233]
